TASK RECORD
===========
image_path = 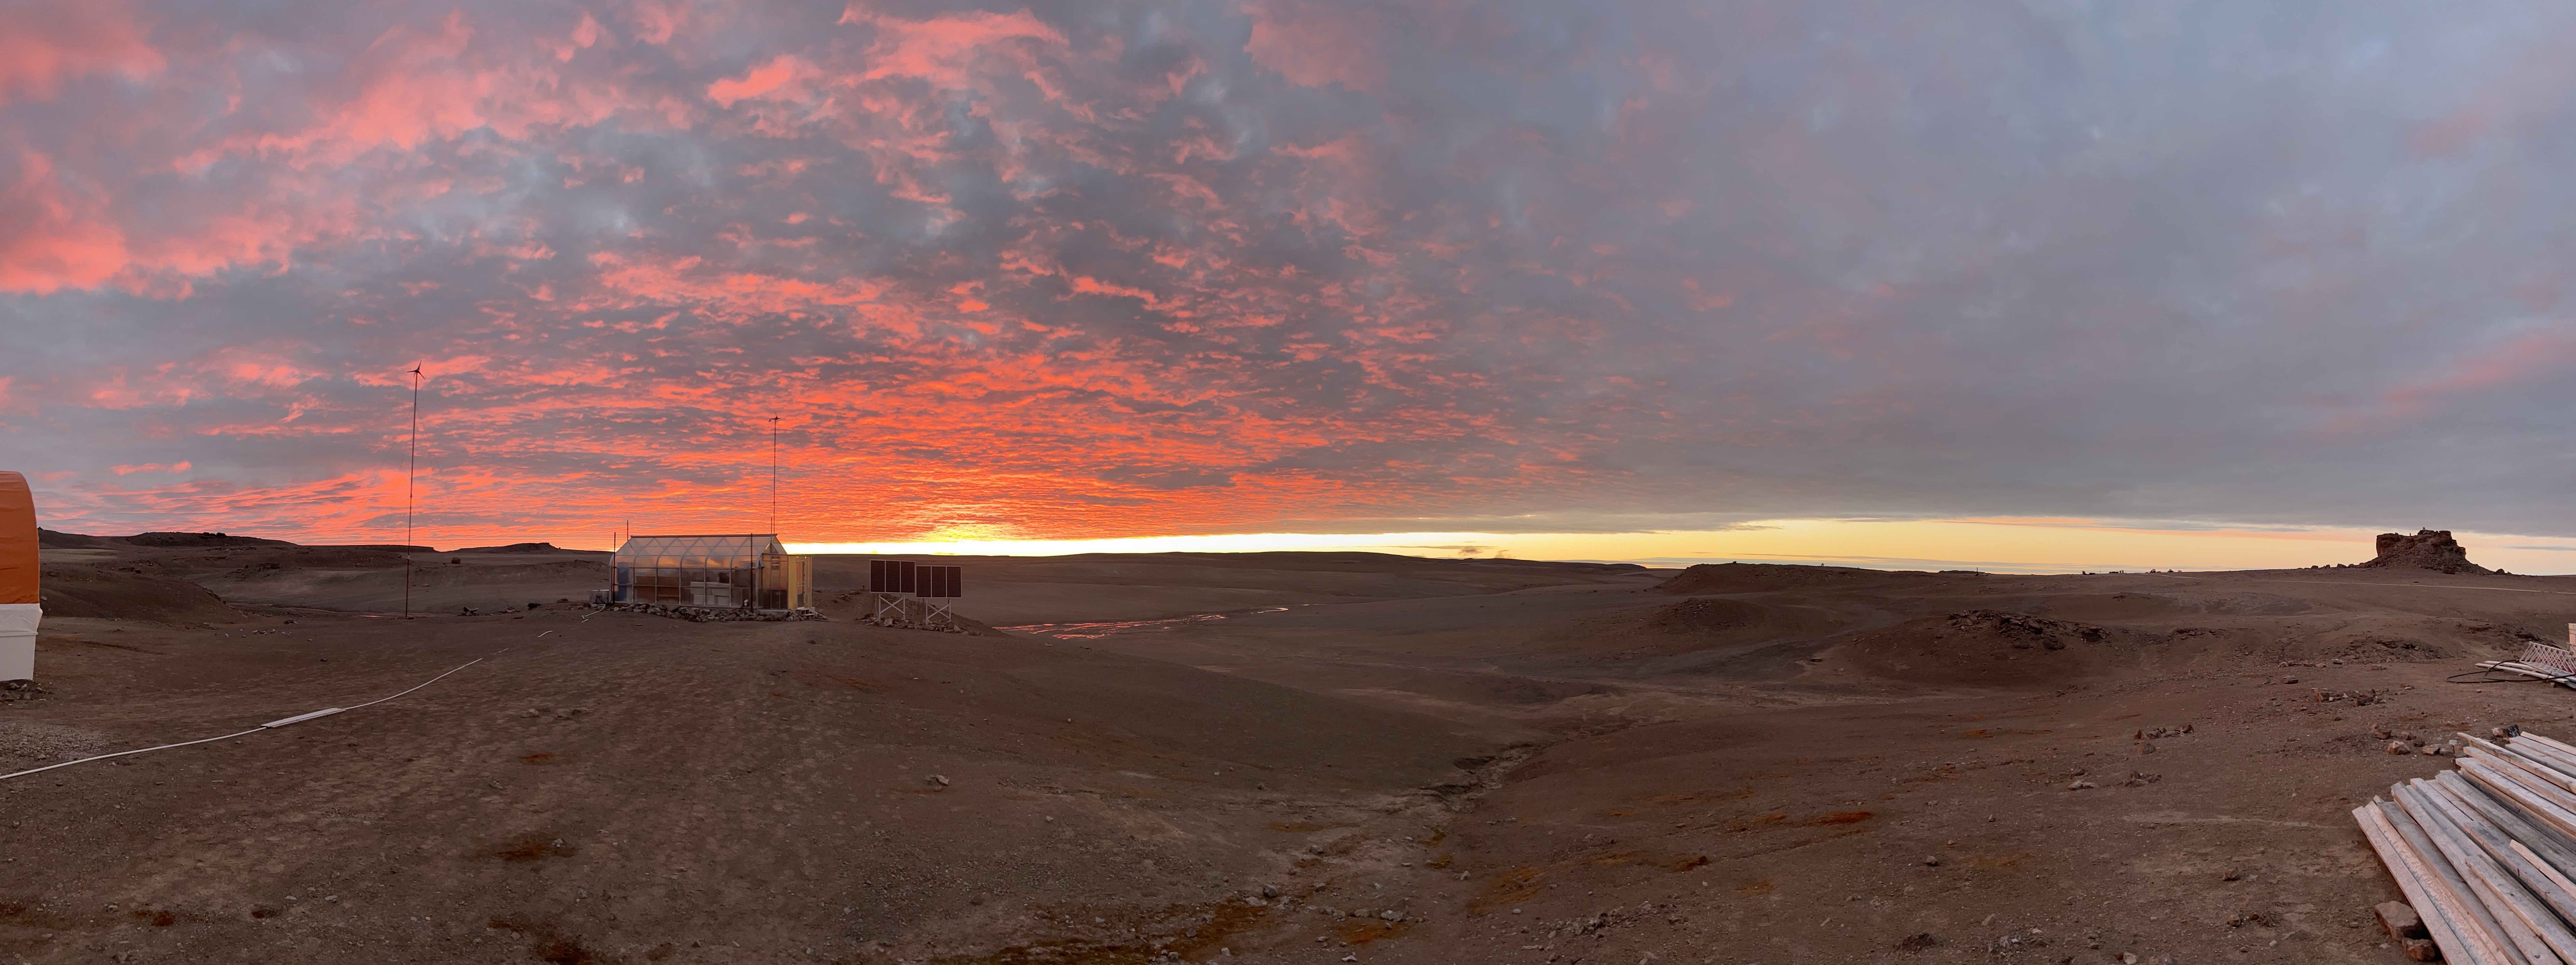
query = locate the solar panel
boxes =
[917,564,962,598]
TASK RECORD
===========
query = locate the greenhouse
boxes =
[611,534,813,611]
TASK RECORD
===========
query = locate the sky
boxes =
[5,1,2576,571]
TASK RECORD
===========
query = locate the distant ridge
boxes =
[36,529,428,553]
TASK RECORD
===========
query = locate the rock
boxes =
[2421,744,2443,756]
[2362,529,2493,575]
[1894,932,1938,951]
[1379,909,1402,921]
[2117,954,2139,964]
[2388,741,2412,755]
[2138,742,2156,755]
[2373,725,2393,740]
[2221,869,2242,881]
[2403,937,2440,961]
[1261,884,1279,899]
[2068,780,2097,790]
[927,775,951,787]
[2376,901,2425,940]
[1990,932,2048,954]
[1922,855,1941,867]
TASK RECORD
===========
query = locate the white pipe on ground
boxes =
[0,652,494,783]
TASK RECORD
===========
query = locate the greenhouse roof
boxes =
[616,534,787,566]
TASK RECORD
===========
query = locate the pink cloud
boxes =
[2377,330,2576,414]
[1242,0,1389,92]
[838,7,1068,89]
[0,151,130,294]
[0,0,163,104]
[110,462,191,476]
[708,55,816,106]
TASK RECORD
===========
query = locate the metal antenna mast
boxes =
[405,363,423,619]
[769,416,780,534]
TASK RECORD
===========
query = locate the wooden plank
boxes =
[2469,745,2576,794]
[2512,840,2576,927]
[2477,663,2576,688]
[2464,757,2576,837]
[2518,732,2576,762]
[2437,770,2576,875]
[2499,738,2576,779]
[2362,801,2512,965]
[2462,734,2576,783]
[2396,785,2570,964]
[2384,797,2537,965]
[2461,761,2576,847]
[2411,780,2576,963]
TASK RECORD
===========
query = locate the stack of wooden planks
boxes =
[2358,729,2576,963]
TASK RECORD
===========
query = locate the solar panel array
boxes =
[868,559,915,594]
[869,560,963,598]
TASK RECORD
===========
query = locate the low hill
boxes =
[36,562,244,623]
[451,542,585,554]
[1655,560,1933,594]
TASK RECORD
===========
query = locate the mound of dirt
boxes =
[1944,609,2109,649]
[2361,529,2491,575]
[1656,562,1913,594]
[1835,609,2132,688]
[36,563,243,623]
[1643,597,1770,634]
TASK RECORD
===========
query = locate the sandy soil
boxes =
[7,546,2576,964]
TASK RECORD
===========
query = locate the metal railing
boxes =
[2519,640,2576,677]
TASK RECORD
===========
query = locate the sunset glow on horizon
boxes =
[10,3,2576,572]
[810,518,2576,575]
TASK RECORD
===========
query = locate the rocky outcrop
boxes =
[2361,529,2491,575]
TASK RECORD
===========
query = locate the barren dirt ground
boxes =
[11,547,2576,964]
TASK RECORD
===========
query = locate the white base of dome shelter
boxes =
[0,603,35,681]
